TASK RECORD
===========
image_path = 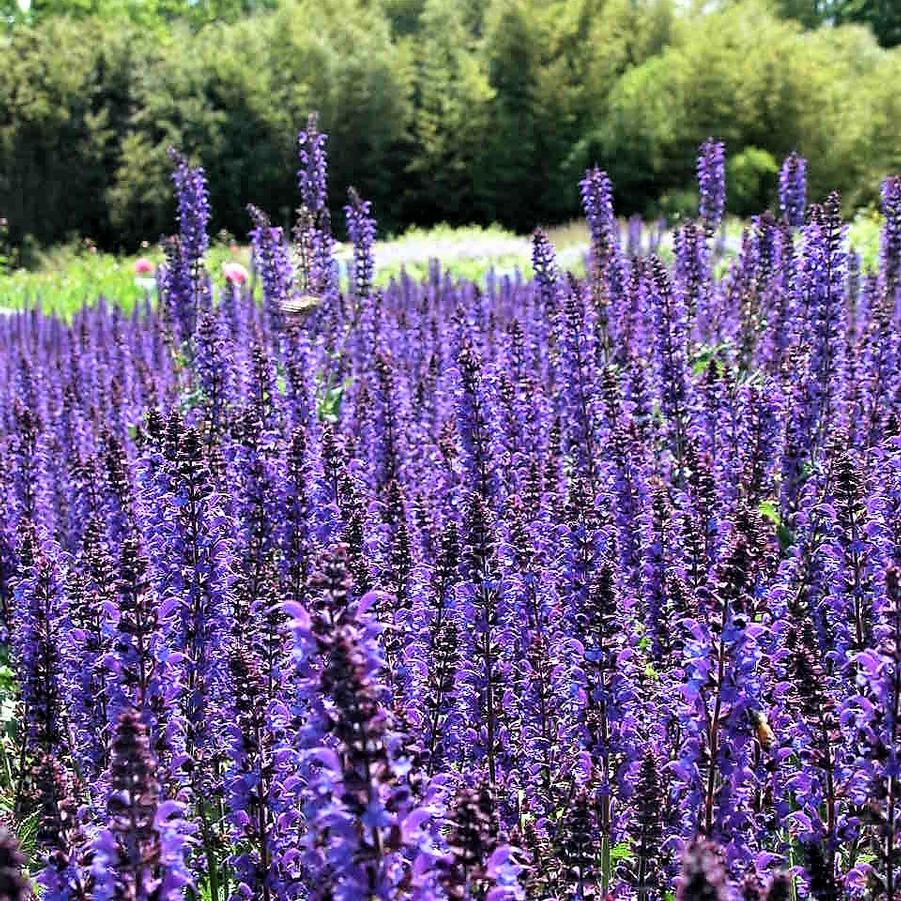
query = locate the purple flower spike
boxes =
[437,782,523,900]
[162,149,211,340]
[295,115,338,302]
[779,152,807,228]
[345,187,376,301]
[298,112,329,216]
[169,149,210,264]
[580,166,617,274]
[880,175,901,297]
[33,754,92,901]
[531,229,562,319]
[11,528,69,758]
[249,204,294,334]
[698,138,726,233]
[92,710,192,901]
[289,546,430,900]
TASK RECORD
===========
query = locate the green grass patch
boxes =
[0,214,883,319]
[0,241,249,318]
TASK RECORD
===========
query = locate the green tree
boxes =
[1,0,898,250]
[406,0,494,224]
[1,0,277,30]
[772,0,901,47]
[108,0,411,244]
[280,0,412,229]
[0,17,142,246]
[728,147,778,215]
[836,0,901,48]
[478,0,552,230]
[599,2,900,216]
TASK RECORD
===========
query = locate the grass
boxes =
[0,214,884,318]
[0,241,251,318]
[0,226,546,317]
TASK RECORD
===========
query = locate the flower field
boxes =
[0,121,900,900]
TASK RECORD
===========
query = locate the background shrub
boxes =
[0,0,898,251]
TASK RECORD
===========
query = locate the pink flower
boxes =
[223,262,249,285]
[133,257,155,275]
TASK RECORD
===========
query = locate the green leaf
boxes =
[758,499,780,525]
[777,523,795,552]
[758,498,795,550]
[316,384,344,423]
[692,353,713,376]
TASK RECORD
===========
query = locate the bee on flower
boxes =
[750,709,776,751]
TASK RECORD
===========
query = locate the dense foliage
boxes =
[0,0,899,251]
[771,0,901,48]
[2,120,901,899]
[1,0,277,28]
[5,0,900,46]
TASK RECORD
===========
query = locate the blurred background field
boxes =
[0,211,885,317]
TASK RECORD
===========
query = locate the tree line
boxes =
[1,0,899,251]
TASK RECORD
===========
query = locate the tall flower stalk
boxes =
[698,139,726,237]
[779,152,807,228]
[92,710,192,901]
